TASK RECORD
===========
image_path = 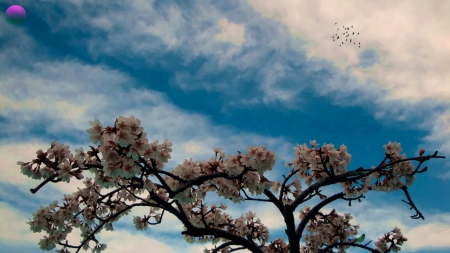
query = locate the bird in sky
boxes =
[358,32,359,35]
[351,25,353,28]
[335,23,337,25]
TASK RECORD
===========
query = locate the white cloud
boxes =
[224,200,286,232]
[405,220,450,250]
[184,143,204,154]
[215,18,246,46]
[95,230,178,253]
[0,202,43,244]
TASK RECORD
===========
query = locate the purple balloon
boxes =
[5,5,26,25]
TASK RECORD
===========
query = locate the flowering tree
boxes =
[18,116,445,253]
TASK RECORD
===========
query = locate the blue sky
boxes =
[1,0,449,252]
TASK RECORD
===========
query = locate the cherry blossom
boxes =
[18,116,446,253]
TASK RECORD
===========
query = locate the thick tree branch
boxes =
[148,188,264,253]
[263,189,284,212]
[229,246,246,252]
[296,192,345,240]
[211,241,240,253]
[170,166,255,197]
[283,207,300,253]
[182,228,263,253]
[263,187,300,253]
[319,242,380,253]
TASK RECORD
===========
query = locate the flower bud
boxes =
[419,148,425,157]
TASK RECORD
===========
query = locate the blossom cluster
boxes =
[374,227,407,252]
[299,207,358,252]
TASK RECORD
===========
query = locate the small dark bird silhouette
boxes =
[354,43,356,44]
[342,42,344,44]
[333,40,335,42]
[346,39,347,41]
[337,36,339,39]
[358,33,359,35]
[359,42,360,44]
[338,28,339,30]
[335,23,337,25]
[359,46,360,48]
[351,25,353,28]
[353,32,354,35]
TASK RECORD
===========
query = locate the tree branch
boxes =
[30,173,59,194]
[290,152,445,211]
[278,168,300,202]
[211,241,240,253]
[57,202,152,253]
[296,192,345,240]
[241,189,272,202]
[182,228,263,253]
[400,185,424,220]
[319,242,380,253]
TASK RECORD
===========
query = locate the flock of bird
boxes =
[333,23,360,48]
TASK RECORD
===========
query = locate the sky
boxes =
[0,0,449,252]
